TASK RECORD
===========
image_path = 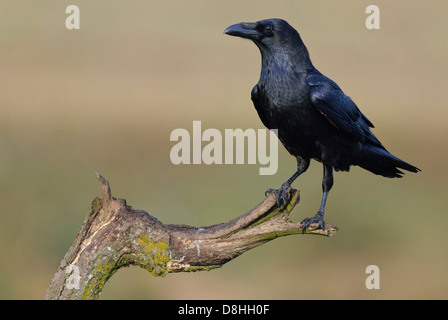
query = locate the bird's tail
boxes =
[357,145,420,178]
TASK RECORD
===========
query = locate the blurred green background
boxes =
[1,0,447,299]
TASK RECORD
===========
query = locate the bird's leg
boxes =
[301,164,333,233]
[267,156,310,206]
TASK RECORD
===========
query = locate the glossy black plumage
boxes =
[225,19,420,230]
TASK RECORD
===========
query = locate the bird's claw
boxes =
[264,188,276,197]
[276,184,291,206]
[265,183,294,207]
[300,212,325,234]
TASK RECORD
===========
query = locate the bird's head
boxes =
[224,18,301,52]
[224,18,311,69]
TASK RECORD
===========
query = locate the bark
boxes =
[45,173,337,300]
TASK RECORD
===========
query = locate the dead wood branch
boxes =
[45,173,337,300]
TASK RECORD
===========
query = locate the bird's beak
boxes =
[224,22,260,40]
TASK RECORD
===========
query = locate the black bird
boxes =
[224,18,420,231]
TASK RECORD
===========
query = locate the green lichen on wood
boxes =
[285,190,300,213]
[184,264,222,272]
[90,197,102,216]
[81,255,117,300]
[136,234,170,277]
[80,235,171,299]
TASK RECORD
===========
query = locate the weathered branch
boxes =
[45,173,337,300]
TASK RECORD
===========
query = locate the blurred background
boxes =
[0,0,447,299]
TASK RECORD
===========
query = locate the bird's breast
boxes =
[260,69,308,106]
[253,81,321,159]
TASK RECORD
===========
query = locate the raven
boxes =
[224,18,420,231]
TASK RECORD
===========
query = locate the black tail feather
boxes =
[358,146,420,178]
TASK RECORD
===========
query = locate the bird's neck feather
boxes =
[260,46,313,80]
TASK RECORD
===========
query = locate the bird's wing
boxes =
[306,73,382,147]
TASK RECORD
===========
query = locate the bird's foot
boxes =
[300,212,325,234]
[264,188,276,197]
[265,182,295,207]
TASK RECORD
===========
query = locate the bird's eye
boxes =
[264,24,273,33]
